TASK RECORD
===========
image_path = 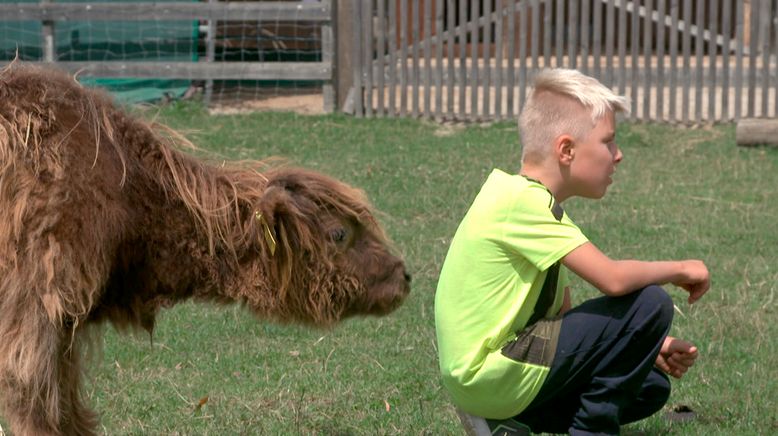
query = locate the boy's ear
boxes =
[555,134,575,166]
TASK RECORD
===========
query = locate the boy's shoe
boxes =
[456,408,531,436]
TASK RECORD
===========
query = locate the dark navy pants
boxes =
[514,285,674,435]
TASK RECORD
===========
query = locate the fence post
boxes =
[204,0,216,105]
[322,0,335,112]
[335,0,355,112]
[743,0,752,47]
[41,0,55,62]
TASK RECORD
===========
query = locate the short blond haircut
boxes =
[518,69,629,164]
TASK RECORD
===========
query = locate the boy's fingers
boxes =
[687,287,703,303]
[655,355,672,374]
[669,357,696,367]
[668,338,697,354]
[659,338,699,378]
[681,279,709,303]
[668,354,695,369]
[657,356,686,379]
[670,350,698,363]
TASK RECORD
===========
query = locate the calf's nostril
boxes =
[403,271,412,283]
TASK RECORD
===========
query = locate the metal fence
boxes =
[349,0,778,124]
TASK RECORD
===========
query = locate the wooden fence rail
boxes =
[349,0,778,124]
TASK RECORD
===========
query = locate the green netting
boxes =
[0,0,198,104]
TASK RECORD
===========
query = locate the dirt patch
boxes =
[432,121,467,137]
[209,93,325,116]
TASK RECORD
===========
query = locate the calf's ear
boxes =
[250,185,282,257]
[253,183,318,259]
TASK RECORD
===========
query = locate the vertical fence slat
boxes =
[400,0,408,116]
[411,0,420,117]
[508,0,519,118]
[774,0,778,116]
[458,0,467,118]
[434,0,443,119]
[592,0,602,78]
[532,0,541,69]
[721,0,731,122]
[581,0,591,74]
[352,0,363,117]
[470,0,479,119]
[352,2,364,118]
[555,0,565,67]
[694,0,704,123]
[483,0,492,117]
[617,0,626,94]
[708,0,720,122]
[423,0,432,117]
[363,0,374,117]
[682,0,692,123]
[734,0,744,120]
[605,0,615,86]
[760,0,771,117]
[655,0,665,122]
[569,0,579,70]
[544,0,552,67]
[422,0,432,117]
[376,0,387,116]
[388,0,398,117]
[643,0,652,121]
[494,0,504,119]
[747,0,758,118]
[630,0,640,120]
[668,0,679,122]
[446,0,455,116]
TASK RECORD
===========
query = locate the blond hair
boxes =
[518,69,629,164]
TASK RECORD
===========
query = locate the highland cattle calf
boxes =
[0,63,410,436]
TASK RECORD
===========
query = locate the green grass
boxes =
[5,105,777,435]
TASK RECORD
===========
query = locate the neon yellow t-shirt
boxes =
[435,169,588,419]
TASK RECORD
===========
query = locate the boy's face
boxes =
[569,111,622,199]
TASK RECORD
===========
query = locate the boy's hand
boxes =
[672,260,710,304]
[655,336,698,379]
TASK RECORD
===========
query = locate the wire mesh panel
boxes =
[0,0,333,113]
[206,0,328,112]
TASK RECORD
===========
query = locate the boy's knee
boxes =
[636,285,674,329]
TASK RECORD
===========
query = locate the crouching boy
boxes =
[434,69,710,435]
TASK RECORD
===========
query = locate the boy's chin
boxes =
[579,187,609,199]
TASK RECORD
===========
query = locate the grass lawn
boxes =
[5,105,775,435]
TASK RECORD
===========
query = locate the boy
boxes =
[434,69,710,435]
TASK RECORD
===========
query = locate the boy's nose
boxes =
[614,146,623,163]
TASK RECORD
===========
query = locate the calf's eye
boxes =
[331,228,348,243]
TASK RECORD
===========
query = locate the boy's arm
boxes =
[562,242,710,303]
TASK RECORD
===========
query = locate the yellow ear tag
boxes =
[254,212,277,256]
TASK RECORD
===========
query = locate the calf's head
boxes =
[250,167,411,326]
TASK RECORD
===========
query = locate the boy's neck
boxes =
[518,164,571,203]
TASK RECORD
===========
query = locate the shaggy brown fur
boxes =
[0,63,410,436]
